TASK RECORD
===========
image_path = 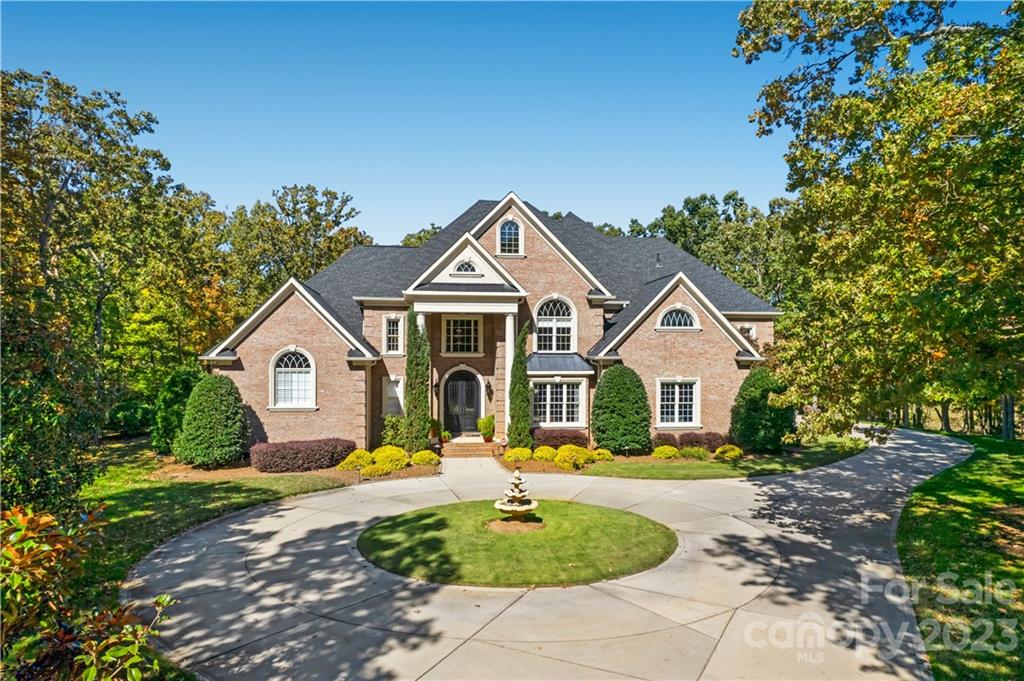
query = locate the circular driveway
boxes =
[125,430,970,680]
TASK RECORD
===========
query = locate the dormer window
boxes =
[499,220,521,255]
[657,306,699,331]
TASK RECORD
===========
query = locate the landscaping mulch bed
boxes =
[151,459,439,485]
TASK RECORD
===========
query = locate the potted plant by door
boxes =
[477,415,495,442]
[441,430,452,444]
[429,418,442,440]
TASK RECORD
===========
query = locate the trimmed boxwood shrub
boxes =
[531,428,588,448]
[533,445,557,462]
[107,399,154,437]
[372,446,410,472]
[554,445,589,471]
[590,448,614,462]
[504,447,532,462]
[173,374,249,469]
[652,445,681,459]
[380,414,406,448]
[151,368,202,453]
[338,449,373,471]
[653,432,678,448]
[679,446,709,461]
[592,365,651,455]
[360,463,391,478]
[729,367,795,452]
[411,450,441,466]
[250,438,356,472]
[715,444,744,461]
[677,431,728,452]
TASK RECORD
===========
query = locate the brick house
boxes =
[200,192,778,449]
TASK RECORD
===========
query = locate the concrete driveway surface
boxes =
[124,429,971,680]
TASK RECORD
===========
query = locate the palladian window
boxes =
[536,299,574,352]
[273,350,313,407]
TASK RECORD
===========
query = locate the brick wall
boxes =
[214,292,368,447]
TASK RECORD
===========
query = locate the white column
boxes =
[504,312,515,438]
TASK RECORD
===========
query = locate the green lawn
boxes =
[896,434,1024,681]
[75,437,346,609]
[358,499,677,587]
[584,436,865,480]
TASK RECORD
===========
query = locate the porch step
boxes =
[442,442,498,458]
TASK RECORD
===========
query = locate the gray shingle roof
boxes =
[526,353,595,374]
[302,197,777,357]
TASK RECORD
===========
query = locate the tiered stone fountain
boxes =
[490,467,542,533]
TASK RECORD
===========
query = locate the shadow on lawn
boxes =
[702,429,973,678]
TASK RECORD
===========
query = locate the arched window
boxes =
[499,220,521,255]
[658,308,697,330]
[536,298,574,352]
[273,349,314,407]
[454,259,477,273]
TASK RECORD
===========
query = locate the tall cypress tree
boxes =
[507,322,533,448]
[403,309,431,452]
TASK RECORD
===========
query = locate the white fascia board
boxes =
[206,277,374,359]
[402,290,525,298]
[722,310,783,319]
[412,300,520,314]
[597,272,763,359]
[469,191,612,296]
[406,232,526,293]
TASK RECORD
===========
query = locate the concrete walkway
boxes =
[125,429,971,680]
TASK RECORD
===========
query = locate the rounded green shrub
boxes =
[338,448,373,471]
[504,447,532,462]
[729,367,795,452]
[360,463,392,477]
[590,448,614,462]
[592,365,652,455]
[107,399,154,437]
[715,444,744,461]
[412,450,441,466]
[554,445,588,471]
[151,368,202,453]
[380,414,407,448]
[373,447,411,472]
[172,374,249,468]
[652,445,681,459]
[678,446,709,461]
[533,445,557,462]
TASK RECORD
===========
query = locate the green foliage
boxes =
[730,367,795,452]
[403,309,432,453]
[106,399,154,436]
[532,446,557,462]
[0,506,174,678]
[592,365,652,455]
[172,374,249,468]
[736,3,1024,436]
[400,222,442,247]
[507,322,533,448]
[652,445,681,459]
[371,446,410,472]
[477,414,495,439]
[411,450,441,466]
[554,444,590,471]
[151,367,202,454]
[337,448,373,471]
[679,446,709,461]
[380,414,407,448]
[715,444,744,462]
[590,448,614,462]
[834,436,868,455]
[504,447,533,463]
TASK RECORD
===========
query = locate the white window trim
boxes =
[441,314,484,357]
[268,345,318,411]
[532,295,578,354]
[530,377,587,428]
[381,314,405,356]
[496,219,525,257]
[655,377,701,429]
[655,304,701,332]
[381,374,405,416]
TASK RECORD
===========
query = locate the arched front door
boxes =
[444,370,480,434]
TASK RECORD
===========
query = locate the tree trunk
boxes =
[913,404,924,429]
[1002,395,1016,441]
[901,404,910,427]
[939,401,952,432]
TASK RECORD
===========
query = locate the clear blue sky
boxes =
[1,2,1005,243]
